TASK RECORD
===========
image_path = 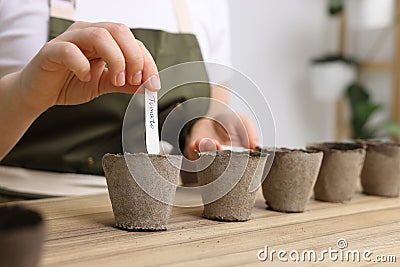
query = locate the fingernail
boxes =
[199,138,217,152]
[149,75,161,90]
[132,71,142,85]
[116,72,125,86]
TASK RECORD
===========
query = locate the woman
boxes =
[0,0,258,198]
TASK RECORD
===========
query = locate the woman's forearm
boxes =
[207,84,230,117]
[0,72,44,161]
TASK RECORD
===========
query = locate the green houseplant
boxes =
[346,83,400,140]
[346,83,382,139]
[325,0,399,140]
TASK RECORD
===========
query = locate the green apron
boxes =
[1,17,210,175]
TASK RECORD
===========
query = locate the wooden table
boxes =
[6,190,400,266]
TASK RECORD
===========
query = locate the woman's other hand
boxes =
[184,111,259,160]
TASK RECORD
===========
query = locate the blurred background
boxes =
[228,0,400,147]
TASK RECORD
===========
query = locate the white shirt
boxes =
[0,0,231,197]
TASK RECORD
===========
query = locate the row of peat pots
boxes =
[102,141,400,231]
[264,141,399,214]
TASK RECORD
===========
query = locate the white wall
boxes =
[228,0,394,147]
[228,0,334,148]
[347,28,394,129]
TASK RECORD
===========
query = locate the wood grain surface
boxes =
[3,190,400,266]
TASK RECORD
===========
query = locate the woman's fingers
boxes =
[97,67,141,95]
[56,22,160,90]
[78,22,145,86]
[56,27,127,87]
[237,114,259,149]
[212,112,258,149]
[39,40,144,97]
[186,138,221,160]
[196,138,221,152]
[137,41,160,91]
[40,41,91,82]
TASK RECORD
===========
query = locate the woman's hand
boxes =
[0,21,159,160]
[17,21,160,112]
[184,111,259,160]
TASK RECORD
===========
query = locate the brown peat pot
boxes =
[102,153,182,231]
[0,205,45,267]
[359,141,400,197]
[262,148,323,212]
[198,150,268,221]
[307,142,366,203]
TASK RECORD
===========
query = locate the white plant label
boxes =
[220,145,249,152]
[145,89,160,154]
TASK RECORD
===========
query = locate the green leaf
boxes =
[384,122,400,138]
[353,102,382,128]
[328,0,343,16]
[346,83,382,139]
[346,83,370,110]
